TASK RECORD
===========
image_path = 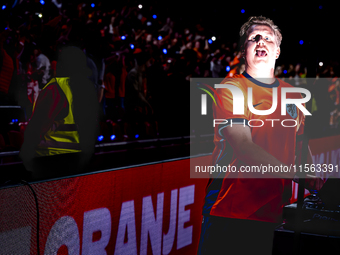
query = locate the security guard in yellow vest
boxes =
[20,46,99,181]
[34,77,81,156]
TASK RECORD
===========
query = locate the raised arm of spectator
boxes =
[222,125,296,178]
[204,39,209,50]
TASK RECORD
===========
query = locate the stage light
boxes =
[163,49,167,54]
[153,14,157,19]
[110,135,116,140]
[211,36,216,41]
[241,9,245,13]
[135,134,139,138]
[319,62,323,67]
[226,66,230,72]
[138,4,142,9]
[2,5,6,10]
[299,40,304,45]
[40,0,45,5]
[208,39,212,44]
[91,3,95,7]
[12,119,18,123]
[98,135,104,141]
[121,35,126,40]
[158,35,162,40]
[147,21,152,26]
[38,13,43,18]
[130,44,135,49]
[283,70,287,74]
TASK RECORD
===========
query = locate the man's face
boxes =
[243,24,280,72]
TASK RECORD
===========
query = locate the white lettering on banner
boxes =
[38,185,195,254]
[177,185,195,250]
[44,216,80,255]
[140,193,164,255]
[0,226,31,254]
[331,148,340,167]
[162,189,178,255]
[82,208,111,255]
[312,148,340,179]
[114,200,137,255]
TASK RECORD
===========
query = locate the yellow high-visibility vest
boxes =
[34,77,81,156]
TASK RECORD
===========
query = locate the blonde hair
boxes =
[239,16,282,47]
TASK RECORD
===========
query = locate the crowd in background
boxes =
[0,0,339,152]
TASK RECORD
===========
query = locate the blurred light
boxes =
[121,35,126,40]
[299,40,304,45]
[12,119,18,123]
[241,9,245,13]
[163,49,167,54]
[38,13,43,18]
[40,0,45,5]
[226,66,230,72]
[208,39,212,44]
[110,135,116,140]
[98,135,104,141]
[158,35,162,40]
[211,36,216,41]
[152,14,157,19]
[138,4,143,9]
[319,5,322,9]
[91,3,95,7]
[135,134,139,138]
[5,27,7,30]
[2,5,6,10]
[283,70,287,74]
[130,44,135,49]
[146,21,152,26]
[319,62,323,67]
